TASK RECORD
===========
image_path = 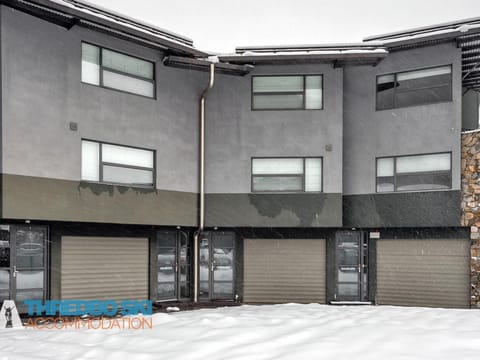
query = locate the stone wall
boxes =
[461,131,480,307]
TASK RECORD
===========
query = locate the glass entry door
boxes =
[199,232,235,301]
[335,232,368,302]
[156,231,191,301]
[0,225,48,312]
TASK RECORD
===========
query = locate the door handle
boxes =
[13,265,17,278]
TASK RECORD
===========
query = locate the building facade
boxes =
[0,0,479,311]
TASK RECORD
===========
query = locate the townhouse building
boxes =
[0,0,479,312]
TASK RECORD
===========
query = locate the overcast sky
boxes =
[88,0,480,53]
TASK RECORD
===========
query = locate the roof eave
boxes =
[163,56,254,76]
[4,0,208,57]
[374,28,480,49]
[218,52,388,65]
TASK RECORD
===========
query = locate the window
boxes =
[81,43,155,98]
[252,75,323,110]
[81,140,155,187]
[252,157,322,192]
[376,65,452,110]
[376,152,451,192]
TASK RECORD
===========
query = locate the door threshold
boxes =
[330,301,373,305]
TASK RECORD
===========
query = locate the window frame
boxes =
[81,41,157,99]
[375,151,452,193]
[375,64,452,111]
[81,138,156,188]
[251,156,323,193]
[251,74,324,111]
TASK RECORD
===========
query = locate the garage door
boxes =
[61,237,149,300]
[376,239,470,308]
[244,239,326,303]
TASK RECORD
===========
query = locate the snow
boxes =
[366,23,480,44]
[47,0,197,49]
[1,304,480,359]
[230,49,387,57]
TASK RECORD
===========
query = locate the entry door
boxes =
[157,231,192,301]
[0,225,48,312]
[199,232,235,300]
[335,232,368,302]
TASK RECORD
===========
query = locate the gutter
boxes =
[194,63,215,303]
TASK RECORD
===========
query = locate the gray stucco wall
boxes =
[342,43,462,227]
[0,6,204,193]
[343,42,462,195]
[204,64,343,227]
[0,6,207,224]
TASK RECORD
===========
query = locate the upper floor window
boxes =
[376,65,452,110]
[81,43,155,98]
[252,157,322,192]
[81,140,155,187]
[376,152,451,192]
[252,75,323,110]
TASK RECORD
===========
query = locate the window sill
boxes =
[80,180,155,190]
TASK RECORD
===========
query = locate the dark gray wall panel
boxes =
[206,193,342,227]
[343,190,461,227]
[244,239,326,303]
[2,174,197,226]
[376,238,470,308]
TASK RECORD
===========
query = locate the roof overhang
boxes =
[218,44,388,66]
[1,0,208,57]
[163,56,254,76]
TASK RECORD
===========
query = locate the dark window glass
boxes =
[396,172,451,191]
[0,231,10,268]
[376,153,451,192]
[376,65,452,110]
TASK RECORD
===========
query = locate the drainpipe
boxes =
[194,63,215,303]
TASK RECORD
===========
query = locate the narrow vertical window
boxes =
[81,43,100,85]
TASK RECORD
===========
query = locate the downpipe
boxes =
[194,63,215,303]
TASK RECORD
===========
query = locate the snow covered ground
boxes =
[1,304,480,360]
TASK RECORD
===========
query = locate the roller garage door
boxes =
[244,239,326,303]
[61,237,149,300]
[376,239,470,308]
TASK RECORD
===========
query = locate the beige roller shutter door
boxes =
[244,239,326,303]
[377,239,470,308]
[61,237,149,300]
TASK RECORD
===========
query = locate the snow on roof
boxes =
[49,0,194,46]
[364,17,480,45]
[17,0,206,56]
[231,49,388,57]
[235,43,386,55]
